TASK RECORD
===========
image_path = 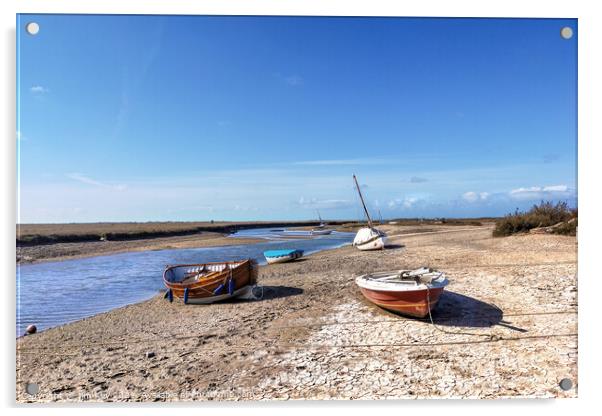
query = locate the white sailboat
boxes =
[352,174,387,250]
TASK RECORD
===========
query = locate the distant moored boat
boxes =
[352,174,388,250]
[311,210,333,235]
[310,228,333,235]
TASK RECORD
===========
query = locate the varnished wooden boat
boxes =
[163,259,258,304]
[355,267,449,318]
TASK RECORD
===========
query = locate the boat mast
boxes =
[353,174,374,228]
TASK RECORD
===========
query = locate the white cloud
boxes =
[409,176,428,183]
[388,196,419,209]
[509,184,572,200]
[462,191,490,203]
[67,173,127,191]
[462,191,478,203]
[30,85,49,94]
[543,185,568,192]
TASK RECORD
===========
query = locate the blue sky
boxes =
[17,15,577,223]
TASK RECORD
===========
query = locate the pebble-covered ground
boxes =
[16,225,577,402]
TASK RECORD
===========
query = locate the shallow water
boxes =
[16,228,353,335]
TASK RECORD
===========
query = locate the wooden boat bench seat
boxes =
[181,270,222,285]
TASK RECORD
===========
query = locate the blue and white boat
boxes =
[263,249,304,264]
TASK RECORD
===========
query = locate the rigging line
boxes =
[387,237,493,246]
[439,260,577,268]
[17,330,577,353]
[426,286,495,340]
[373,260,576,269]
[270,310,578,330]
[16,309,577,350]
[16,332,578,357]
[388,228,494,238]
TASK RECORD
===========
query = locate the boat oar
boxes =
[213,267,234,295]
[213,283,225,295]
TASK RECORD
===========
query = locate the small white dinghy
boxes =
[355,267,449,317]
[352,174,388,251]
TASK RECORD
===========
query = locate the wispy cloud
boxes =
[543,153,561,164]
[167,205,215,214]
[297,197,352,210]
[409,176,428,183]
[292,158,390,166]
[115,90,129,133]
[233,205,260,212]
[274,72,304,87]
[67,173,127,191]
[30,85,49,94]
[284,75,303,86]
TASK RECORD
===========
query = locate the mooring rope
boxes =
[16,332,577,358]
[425,285,501,341]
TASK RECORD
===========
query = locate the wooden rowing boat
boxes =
[355,267,449,318]
[163,259,258,304]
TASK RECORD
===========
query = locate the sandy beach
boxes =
[15,224,577,402]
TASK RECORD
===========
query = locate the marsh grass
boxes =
[493,201,577,237]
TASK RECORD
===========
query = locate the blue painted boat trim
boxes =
[263,249,303,258]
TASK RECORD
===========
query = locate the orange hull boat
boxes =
[358,286,445,318]
[355,268,448,318]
